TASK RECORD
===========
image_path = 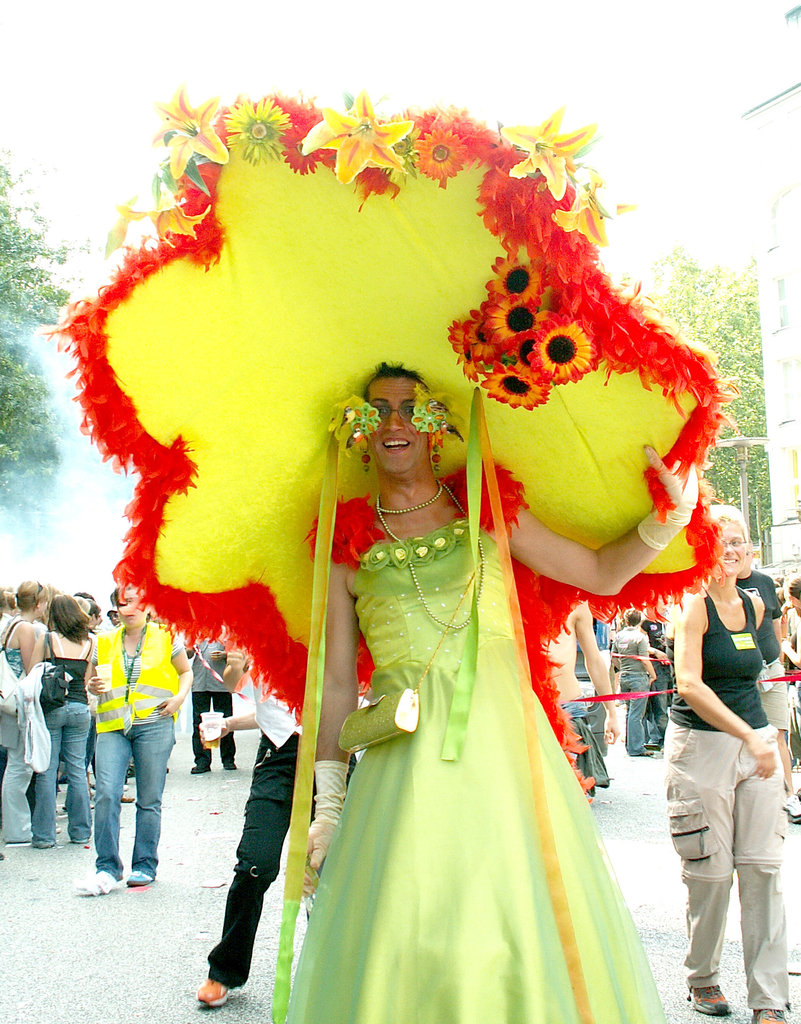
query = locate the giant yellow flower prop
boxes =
[55,91,729,713]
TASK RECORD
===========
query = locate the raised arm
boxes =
[508,449,697,595]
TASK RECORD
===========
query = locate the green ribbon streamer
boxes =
[440,388,482,762]
[272,432,339,1024]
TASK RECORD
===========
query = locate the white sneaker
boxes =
[74,870,118,896]
[785,794,801,820]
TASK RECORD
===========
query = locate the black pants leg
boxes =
[210,692,236,767]
[207,733,298,989]
[191,691,213,768]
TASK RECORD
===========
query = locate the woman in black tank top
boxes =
[667,507,788,1021]
[28,595,94,849]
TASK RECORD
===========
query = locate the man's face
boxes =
[366,377,429,478]
[737,539,755,579]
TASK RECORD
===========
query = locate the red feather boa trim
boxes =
[50,98,726,719]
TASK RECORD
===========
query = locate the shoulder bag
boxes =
[40,633,69,714]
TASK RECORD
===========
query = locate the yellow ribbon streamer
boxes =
[272,431,339,1024]
[475,391,594,1024]
[440,388,481,761]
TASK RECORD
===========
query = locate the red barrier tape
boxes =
[579,673,801,702]
[579,689,674,703]
[612,653,671,665]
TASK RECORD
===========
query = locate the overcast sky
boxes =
[2,0,797,290]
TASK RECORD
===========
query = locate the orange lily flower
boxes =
[115,196,210,246]
[301,91,414,184]
[552,171,610,247]
[153,86,229,181]
[501,108,597,201]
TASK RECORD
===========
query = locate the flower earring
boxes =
[337,398,379,471]
[412,395,462,473]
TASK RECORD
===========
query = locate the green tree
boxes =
[0,156,70,516]
[649,247,769,544]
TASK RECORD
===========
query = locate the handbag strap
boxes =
[416,569,476,694]
[1,616,21,652]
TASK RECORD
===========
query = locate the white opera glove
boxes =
[637,448,699,551]
[306,760,348,887]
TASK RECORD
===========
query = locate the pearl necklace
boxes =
[376,482,443,515]
[375,484,484,631]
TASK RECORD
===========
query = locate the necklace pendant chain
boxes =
[376,483,484,631]
[376,482,443,515]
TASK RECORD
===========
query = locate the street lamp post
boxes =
[715,436,768,541]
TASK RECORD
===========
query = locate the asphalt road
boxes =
[3,730,800,1024]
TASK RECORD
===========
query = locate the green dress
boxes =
[285,519,665,1024]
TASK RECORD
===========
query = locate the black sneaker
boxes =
[222,763,238,771]
[191,764,211,775]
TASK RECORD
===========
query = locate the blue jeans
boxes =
[621,674,649,755]
[94,715,175,879]
[32,701,92,844]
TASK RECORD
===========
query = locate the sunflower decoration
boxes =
[447,320,482,382]
[225,98,291,165]
[534,315,597,384]
[486,255,544,306]
[449,313,498,368]
[416,128,470,189]
[479,362,551,410]
[482,293,546,351]
[513,331,544,372]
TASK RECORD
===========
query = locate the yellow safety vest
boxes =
[96,624,179,733]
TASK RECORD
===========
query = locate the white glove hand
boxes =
[306,760,348,886]
[637,447,699,551]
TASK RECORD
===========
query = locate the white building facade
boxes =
[744,56,801,566]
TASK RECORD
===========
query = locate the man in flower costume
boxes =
[55,88,731,1021]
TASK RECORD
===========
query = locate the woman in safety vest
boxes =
[74,585,192,895]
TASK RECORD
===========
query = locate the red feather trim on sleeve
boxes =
[443,464,529,532]
[307,495,383,570]
[307,497,382,690]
